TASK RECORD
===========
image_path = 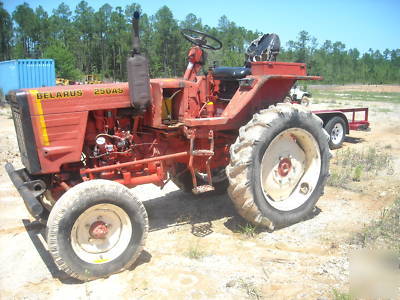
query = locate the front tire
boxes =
[226,104,331,229]
[47,180,148,281]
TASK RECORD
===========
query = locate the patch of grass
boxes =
[384,144,392,149]
[328,146,393,189]
[185,243,206,259]
[327,172,348,188]
[238,279,263,299]
[376,107,393,113]
[352,165,363,182]
[332,289,354,300]
[237,223,258,238]
[311,89,400,104]
[352,196,400,254]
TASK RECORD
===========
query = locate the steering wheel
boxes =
[181,29,222,50]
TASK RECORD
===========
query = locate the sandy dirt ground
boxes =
[0,87,399,299]
[309,84,400,93]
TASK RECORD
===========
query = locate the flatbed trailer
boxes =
[313,107,369,149]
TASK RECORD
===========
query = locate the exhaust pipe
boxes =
[127,11,151,114]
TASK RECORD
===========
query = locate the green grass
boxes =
[332,289,354,300]
[352,196,400,254]
[376,107,393,113]
[328,147,393,189]
[185,243,207,259]
[311,89,400,104]
[237,223,258,238]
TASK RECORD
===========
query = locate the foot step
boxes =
[192,185,215,194]
[192,150,214,156]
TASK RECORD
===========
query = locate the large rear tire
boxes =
[226,103,331,229]
[46,179,148,281]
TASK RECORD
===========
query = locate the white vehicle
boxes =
[284,85,312,106]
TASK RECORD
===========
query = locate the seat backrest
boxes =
[245,34,280,66]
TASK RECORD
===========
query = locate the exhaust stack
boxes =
[127,11,151,114]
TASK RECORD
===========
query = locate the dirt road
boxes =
[0,92,399,299]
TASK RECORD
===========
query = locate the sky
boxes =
[3,0,400,53]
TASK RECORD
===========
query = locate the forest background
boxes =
[1,1,399,84]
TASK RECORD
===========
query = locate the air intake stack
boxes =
[127,11,151,114]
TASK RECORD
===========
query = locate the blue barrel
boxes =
[0,59,56,95]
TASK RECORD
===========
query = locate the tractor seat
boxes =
[212,67,251,80]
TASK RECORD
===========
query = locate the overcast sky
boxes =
[3,0,400,53]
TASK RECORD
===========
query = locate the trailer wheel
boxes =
[171,163,228,195]
[283,96,292,103]
[301,96,310,106]
[47,180,148,281]
[226,103,331,229]
[325,116,346,149]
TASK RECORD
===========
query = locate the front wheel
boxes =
[226,103,331,229]
[46,180,148,281]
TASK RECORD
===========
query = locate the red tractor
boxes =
[5,12,330,280]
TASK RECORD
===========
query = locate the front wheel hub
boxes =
[71,203,132,264]
[89,221,109,239]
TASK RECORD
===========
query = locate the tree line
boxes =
[1,1,399,84]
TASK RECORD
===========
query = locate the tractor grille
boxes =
[8,91,41,174]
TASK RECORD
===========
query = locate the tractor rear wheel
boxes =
[171,163,229,195]
[46,179,148,281]
[226,103,331,230]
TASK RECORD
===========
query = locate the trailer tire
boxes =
[283,96,292,103]
[171,163,228,195]
[325,116,346,149]
[226,103,331,229]
[47,179,148,281]
[301,96,310,106]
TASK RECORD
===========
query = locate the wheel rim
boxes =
[71,203,132,264]
[330,123,344,145]
[260,128,321,211]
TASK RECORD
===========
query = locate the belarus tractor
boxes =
[5,12,330,280]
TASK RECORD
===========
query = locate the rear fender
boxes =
[221,76,295,123]
[221,75,316,127]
